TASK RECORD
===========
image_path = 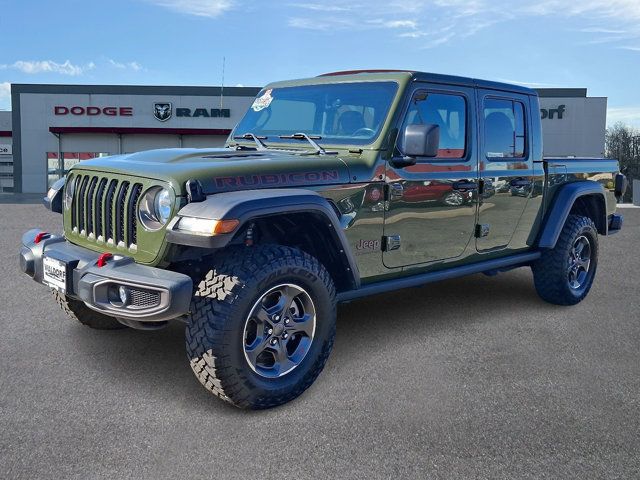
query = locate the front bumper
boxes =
[608,213,623,234]
[19,229,193,323]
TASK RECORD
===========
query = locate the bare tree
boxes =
[605,122,640,202]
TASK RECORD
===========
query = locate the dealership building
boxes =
[1,83,606,194]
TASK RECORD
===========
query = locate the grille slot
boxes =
[69,175,145,250]
[70,176,80,228]
[76,175,89,233]
[127,184,143,246]
[129,288,161,309]
[85,177,98,236]
[94,178,108,240]
[104,179,118,242]
[115,181,130,246]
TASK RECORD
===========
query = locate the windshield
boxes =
[232,81,398,146]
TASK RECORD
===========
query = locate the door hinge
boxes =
[382,235,401,251]
[475,224,490,238]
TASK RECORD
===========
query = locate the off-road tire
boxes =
[53,290,127,330]
[185,244,336,409]
[532,214,598,305]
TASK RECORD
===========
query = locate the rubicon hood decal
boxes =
[215,171,340,189]
[71,147,351,195]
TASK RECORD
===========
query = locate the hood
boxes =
[71,148,352,195]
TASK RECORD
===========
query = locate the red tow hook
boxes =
[34,232,50,244]
[96,253,113,268]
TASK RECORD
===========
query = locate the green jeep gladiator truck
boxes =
[20,70,626,409]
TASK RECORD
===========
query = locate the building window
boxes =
[483,98,526,159]
[401,92,467,158]
[47,152,110,187]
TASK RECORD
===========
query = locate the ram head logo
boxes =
[153,102,172,122]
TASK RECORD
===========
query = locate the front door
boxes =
[383,85,478,269]
[475,90,534,251]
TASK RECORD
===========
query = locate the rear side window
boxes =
[402,92,467,158]
[483,98,526,159]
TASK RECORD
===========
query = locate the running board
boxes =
[336,251,541,302]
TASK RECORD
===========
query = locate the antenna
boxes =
[220,56,225,110]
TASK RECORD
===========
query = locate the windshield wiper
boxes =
[233,132,268,151]
[278,133,336,155]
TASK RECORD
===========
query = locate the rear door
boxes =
[476,90,534,251]
[383,84,479,268]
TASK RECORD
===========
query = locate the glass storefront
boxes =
[46,152,110,187]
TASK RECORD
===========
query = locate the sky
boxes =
[1,0,640,127]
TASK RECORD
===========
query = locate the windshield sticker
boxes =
[251,89,274,112]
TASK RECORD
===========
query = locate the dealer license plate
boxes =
[43,256,67,293]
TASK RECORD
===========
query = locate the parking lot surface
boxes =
[1,203,639,479]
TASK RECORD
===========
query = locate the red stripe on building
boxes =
[0,130,11,137]
[48,127,231,135]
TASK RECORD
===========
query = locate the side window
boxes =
[483,98,526,159]
[402,92,467,158]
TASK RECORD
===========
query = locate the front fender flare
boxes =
[166,188,360,288]
[537,181,607,249]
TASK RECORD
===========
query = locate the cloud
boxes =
[108,59,144,71]
[146,0,234,17]
[607,106,640,127]
[286,0,640,49]
[288,17,353,30]
[0,60,93,76]
[523,0,640,21]
[496,78,560,88]
[288,3,351,12]
[381,20,418,29]
[579,27,626,34]
[0,82,10,100]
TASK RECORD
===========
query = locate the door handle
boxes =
[510,179,532,188]
[452,181,477,191]
[387,183,404,200]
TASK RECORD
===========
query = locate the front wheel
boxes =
[185,245,336,409]
[532,214,598,305]
[52,290,127,330]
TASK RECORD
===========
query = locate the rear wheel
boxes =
[532,214,598,305]
[186,245,336,409]
[53,290,127,330]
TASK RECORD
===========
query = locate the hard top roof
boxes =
[266,69,536,96]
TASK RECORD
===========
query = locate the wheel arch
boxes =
[537,181,607,249]
[166,188,360,292]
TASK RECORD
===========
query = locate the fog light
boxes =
[118,285,130,306]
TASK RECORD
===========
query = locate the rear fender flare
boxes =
[537,181,607,249]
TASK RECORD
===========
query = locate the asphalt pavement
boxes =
[1,203,639,479]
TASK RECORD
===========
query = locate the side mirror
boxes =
[614,172,628,199]
[401,124,440,158]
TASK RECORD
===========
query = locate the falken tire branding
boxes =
[215,171,340,189]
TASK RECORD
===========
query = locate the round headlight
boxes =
[154,188,172,224]
[138,186,173,231]
[64,176,76,210]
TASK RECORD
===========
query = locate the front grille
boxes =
[129,288,161,309]
[70,174,144,249]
